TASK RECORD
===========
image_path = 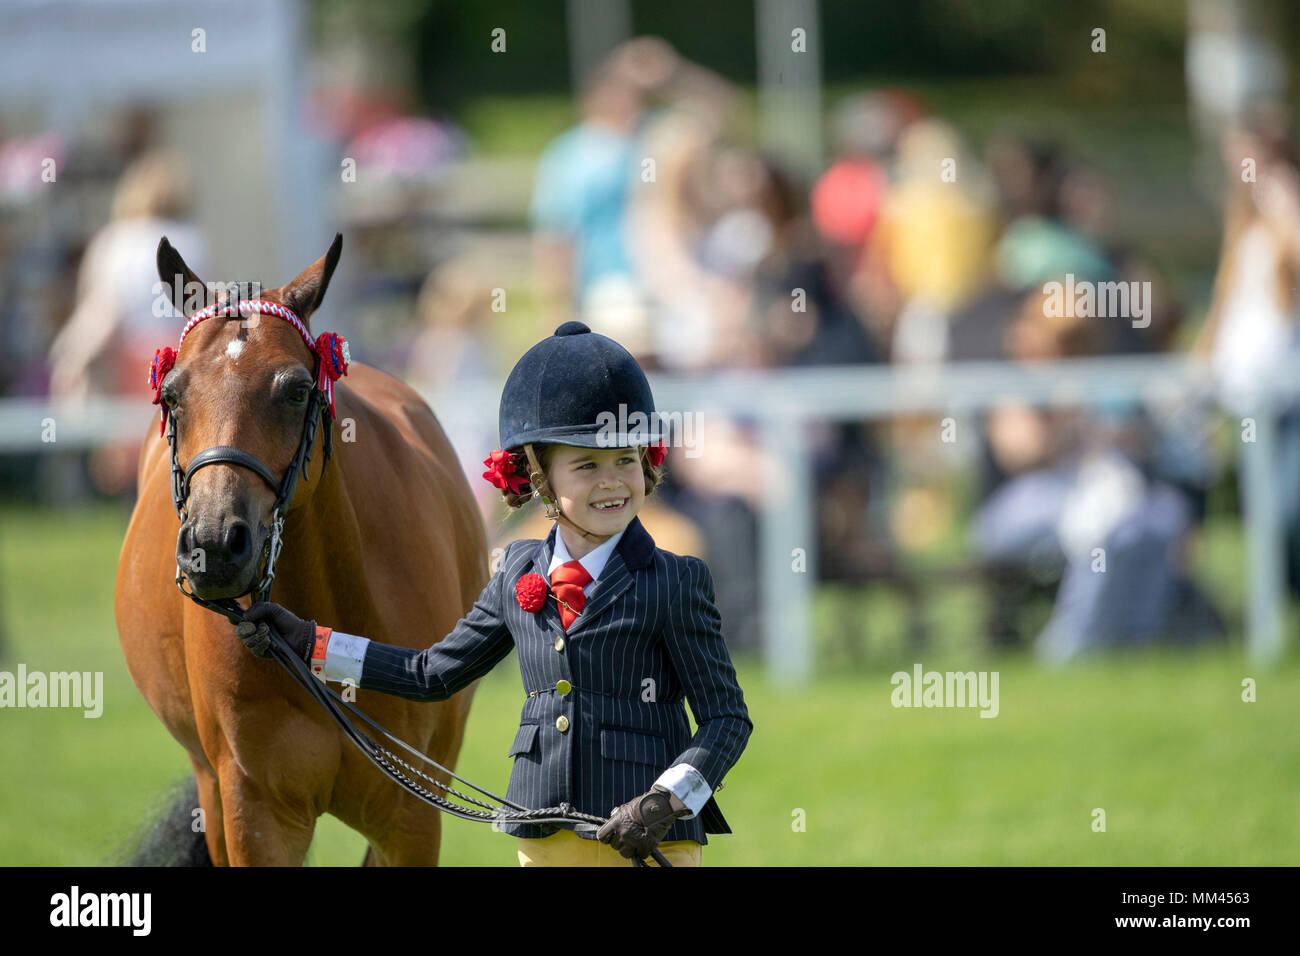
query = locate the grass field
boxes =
[1,501,1297,866]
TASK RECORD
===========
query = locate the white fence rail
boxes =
[4,354,1295,680]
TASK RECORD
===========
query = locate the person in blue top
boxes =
[530,54,643,317]
[239,320,753,867]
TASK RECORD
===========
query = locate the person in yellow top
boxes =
[866,119,996,354]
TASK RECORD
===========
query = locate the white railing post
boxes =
[1239,405,1287,663]
[761,411,815,686]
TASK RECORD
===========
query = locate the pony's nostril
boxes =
[225,521,252,564]
[178,524,195,559]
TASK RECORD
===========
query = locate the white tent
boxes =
[0,0,327,280]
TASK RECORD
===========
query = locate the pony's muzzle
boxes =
[176,514,263,599]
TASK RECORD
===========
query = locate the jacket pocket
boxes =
[599,727,671,767]
[507,722,539,757]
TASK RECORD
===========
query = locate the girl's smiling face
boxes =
[546,444,645,537]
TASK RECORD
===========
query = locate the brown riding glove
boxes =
[596,785,691,860]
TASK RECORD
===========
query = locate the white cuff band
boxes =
[322,630,369,686]
[654,763,712,819]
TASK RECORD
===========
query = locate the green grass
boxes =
[458,95,575,157]
[2,502,1296,865]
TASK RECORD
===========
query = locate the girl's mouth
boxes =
[590,498,627,513]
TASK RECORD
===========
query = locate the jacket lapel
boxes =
[526,517,657,638]
[528,524,557,578]
[564,552,633,637]
[563,516,655,638]
[527,527,567,638]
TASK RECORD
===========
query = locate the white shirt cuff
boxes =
[322,630,370,686]
[654,763,712,819]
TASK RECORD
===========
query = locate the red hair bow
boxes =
[646,440,667,468]
[482,449,529,494]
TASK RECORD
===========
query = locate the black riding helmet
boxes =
[499,320,662,450]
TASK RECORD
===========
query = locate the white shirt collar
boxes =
[548,526,626,583]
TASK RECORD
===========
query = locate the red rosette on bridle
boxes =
[148,347,177,437]
[516,573,547,613]
[646,439,667,468]
[482,448,529,494]
[313,332,350,418]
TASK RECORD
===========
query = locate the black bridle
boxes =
[169,383,333,619]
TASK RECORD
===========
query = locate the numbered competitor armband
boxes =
[314,629,371,685]
[309,626,333,676]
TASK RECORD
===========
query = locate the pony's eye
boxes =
[287,384,311,404]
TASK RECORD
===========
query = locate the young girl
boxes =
[238,320,752,866]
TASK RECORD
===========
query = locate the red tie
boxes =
[550,560,592,631]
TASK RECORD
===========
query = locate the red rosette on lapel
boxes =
[516,573,547,613]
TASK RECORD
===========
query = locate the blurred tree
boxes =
[308,0,1214,110]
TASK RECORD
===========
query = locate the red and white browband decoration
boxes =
[147,299,350,436]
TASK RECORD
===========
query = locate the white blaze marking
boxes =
[225,338,245,360]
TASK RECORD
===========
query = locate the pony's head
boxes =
[155,235,344,600]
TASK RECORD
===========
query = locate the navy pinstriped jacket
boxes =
[358,515,753,844]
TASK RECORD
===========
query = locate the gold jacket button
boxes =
[553,637,565,652]
[556,679,572,695]
[555,715,570,733]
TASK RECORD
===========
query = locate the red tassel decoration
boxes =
[313,332,350,418]
[149,347,177,437]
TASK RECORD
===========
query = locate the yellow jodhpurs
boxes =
[517,828,702,867]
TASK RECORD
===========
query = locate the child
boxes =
[238,320,752,867]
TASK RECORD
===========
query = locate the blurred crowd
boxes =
[6,36,1300,663]
[503,38,1300,661]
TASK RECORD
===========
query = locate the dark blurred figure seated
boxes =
[971,287,1224,663]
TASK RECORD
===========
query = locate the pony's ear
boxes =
[280,233,343,325]
[157,236,205,317]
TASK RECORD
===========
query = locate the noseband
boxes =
[149,299,350,617]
